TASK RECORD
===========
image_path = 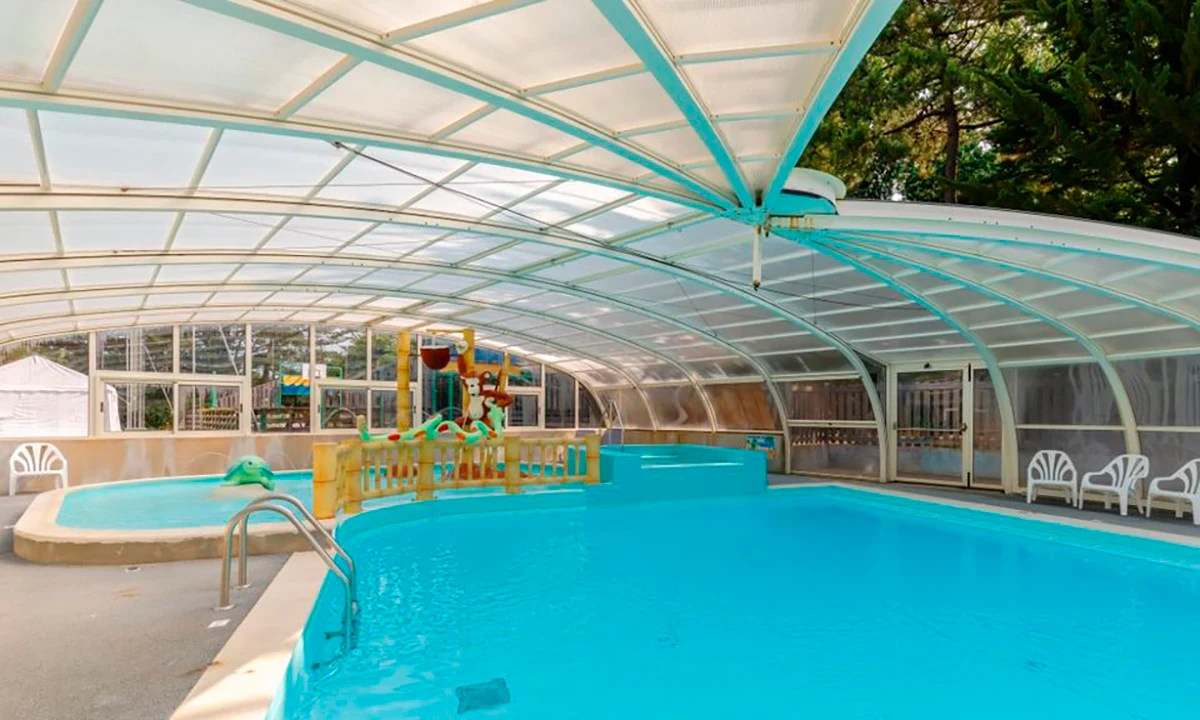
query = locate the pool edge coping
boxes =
[169,552,326,720]
[775,481,1200,548]
[14,484,335,564]
[179,481,1200,720]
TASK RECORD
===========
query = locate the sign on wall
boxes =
[745,434,777,459]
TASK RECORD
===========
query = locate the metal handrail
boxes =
[234,493,355,592]
[218,504,356,652]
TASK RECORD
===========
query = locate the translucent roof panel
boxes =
[63,0,345,109]
[9,0,1200,431]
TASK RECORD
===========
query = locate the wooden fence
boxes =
[312,434,600,519]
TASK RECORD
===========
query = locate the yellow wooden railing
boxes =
[312,434,600,519]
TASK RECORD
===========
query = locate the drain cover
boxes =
[455,678,511,715]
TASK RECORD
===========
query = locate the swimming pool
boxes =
[56,472,315,530]
[54,464,576,531]
[279,486,1200,719]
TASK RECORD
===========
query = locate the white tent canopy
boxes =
[0,355,119,437]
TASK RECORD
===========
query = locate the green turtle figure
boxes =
[222,455,277,491]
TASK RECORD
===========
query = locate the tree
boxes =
[980,0,1200,234]
[803,0,1019,202]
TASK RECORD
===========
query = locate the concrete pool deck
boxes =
[0,518,288,720]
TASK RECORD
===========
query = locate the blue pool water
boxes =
[287,487,1200,719]
[57,472,315,529]
[55,466,569,530]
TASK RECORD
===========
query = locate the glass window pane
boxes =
[1005,364,1120,426]
[599,387,652,428]
[707,382,780,430]
[110,382,174,432]
[1140,431,1200,479]
[320,387,367,430]
[0,333,90,374]
[1116,356,1200,426]
[508,394,539,427]
[973,369,1002,486]
[0,335,93,437]
[778,378,875,422]
[371,331,417,381]
[371,389,415,429]
[896,370,962,431]
[579,386,603,427]
[761,350,850,374]
[180,324,245,375]
[644,385,709,429]
[251,325,310,433]
[790,427,880,478]
[1016,428,1125,487]
[545,371,576,428]
[505,353,541,387]
[315,327,367,380]
[98,327,174,373]
[422,362,460,420]
[178,384,241,431]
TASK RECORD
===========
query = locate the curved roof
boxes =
[1,0,1198,436]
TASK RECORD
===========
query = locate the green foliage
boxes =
[803,0,1200,236]
[804,0,1019,202]
[144,398,174,431]
[982,0,1200,233]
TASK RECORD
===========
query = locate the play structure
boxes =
[313,328,599,517]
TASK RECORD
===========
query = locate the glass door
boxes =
[890,366,972,486]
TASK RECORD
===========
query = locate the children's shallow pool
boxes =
[283,486,1200,719]
[56,472,316,529]
[53,466,568,531]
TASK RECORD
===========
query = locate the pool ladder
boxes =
[218,493,358,653]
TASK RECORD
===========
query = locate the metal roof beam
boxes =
[798,235,1018,491]
[382,0,545,43]
[1,281,665,381]
[762,0,902,211]
[676,40,840,66]
[826,236,1142,458]
[842,232,1200,338]
[275,56,360,119]
[179,0,734,209]
[0,247,784,425]
[0,303,632,429]
[41,0,105,92]
[277,1,546,119]
[592,0,752,208]
[0,189,877,384]
[809,201,1200,271]
[0,83,714,212]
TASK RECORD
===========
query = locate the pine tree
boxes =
[983,0,1200,234]
[803,0,1018,202]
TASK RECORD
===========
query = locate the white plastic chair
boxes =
[8,443,69,496]
[1146,459,1200,525]
[1077,454,1149,516]
[1026,450,1077,505]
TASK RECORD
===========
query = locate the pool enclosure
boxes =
[1,0,1200,493]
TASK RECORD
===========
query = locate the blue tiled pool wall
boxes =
[612,431,786,474]
[597,444,767,503]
